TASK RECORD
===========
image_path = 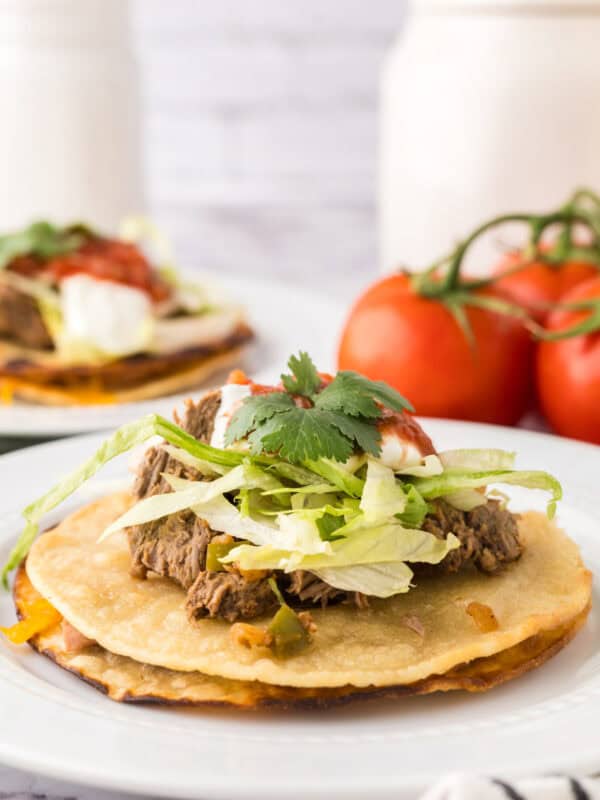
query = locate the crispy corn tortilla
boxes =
[14,565,591,708]
[25,493,592,689]
[0,321,253,405]
[0,346,247,406]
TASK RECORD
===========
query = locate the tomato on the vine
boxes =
[339,189,600,427]
[537,276,600,444]
[494,249,597,323]
[337,273,533,425]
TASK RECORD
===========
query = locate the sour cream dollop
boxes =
[378,433,425,470]
[61,274,153,357]
[376,413,436,470]
[210,383,251,449]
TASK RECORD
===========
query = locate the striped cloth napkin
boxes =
[422,774,600,799]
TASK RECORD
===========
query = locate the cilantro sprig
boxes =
[224,352,413,464]
[0,221,93,270]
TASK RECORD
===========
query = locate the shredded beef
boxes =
[187,571,277,623]
[420,498,521,574]
[286,570,346,605]
[132,389,221,499]
[128,391,523,623]
[173,390,222,443]
[284,569,370,610]
[0,284,53,350]
[127,505,276,622]
[128,510,215,586]
[129,389,277,622]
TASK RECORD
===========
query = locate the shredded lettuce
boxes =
[197,495,331,555]
[311,563,414,598]
[395,485,430,528]
[119,216,174,273]
[360,459,407,521]
[169,464,285,496]
[0,270,61,307]
[275,503,353,522]
[238,488,283,518]
[223,522,459,569]
[290,493,355,514]
[262,483,338,496]
[304,457,365,497]
[223,524,459,596]
[396,454,443,477]
[275,512,333,555]
[171,466,288,519]
[301,525,459,570]
[99,467,248,540]
[37,296,64,344]
[264,461,323,486]
[409,469,562,517]
[0,414,320,585]
[443,489,487,512]
[237,463,284,493]
[161,445,228,477]
[439,449,516,472]
[167,476,334,555]
[189,494,282,547]
[342,454,368,474]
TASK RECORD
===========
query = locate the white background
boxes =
[132,0,407,293]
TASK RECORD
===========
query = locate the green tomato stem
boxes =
[416,206,600,300]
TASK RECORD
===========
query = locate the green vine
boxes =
[409,187,600,342]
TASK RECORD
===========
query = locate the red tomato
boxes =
[537,276,600,443]
[337,273,533,425]
[494,249,597,323]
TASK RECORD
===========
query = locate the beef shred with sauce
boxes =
[128,391,523,623]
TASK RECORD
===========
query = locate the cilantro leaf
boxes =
[245,407,381,463]
[324,411,381,456]
[281,351,321,397]
[222,354,414,465]
[248,407,355,463]
[315,371,414,417]
[224,393,294,445]
[0,221,90,270]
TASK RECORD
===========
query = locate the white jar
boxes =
[380,0,600,273]
[0,0,145,231]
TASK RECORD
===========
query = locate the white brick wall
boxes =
[132,0,407,294]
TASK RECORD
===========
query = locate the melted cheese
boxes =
[0,377,116,405]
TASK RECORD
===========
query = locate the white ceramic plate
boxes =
[0,421,598,799]
[0,275,346,437]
